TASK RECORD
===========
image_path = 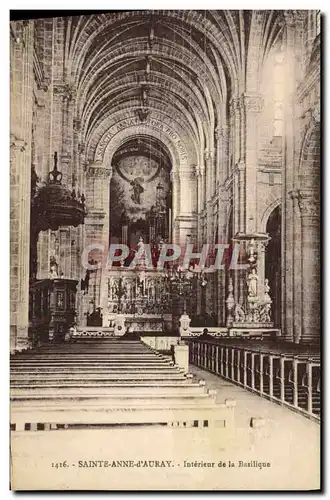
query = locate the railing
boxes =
[189,339,320,421]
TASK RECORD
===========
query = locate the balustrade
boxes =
[189,339,320,420]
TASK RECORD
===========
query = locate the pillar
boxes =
[241,93,263,235]
[289,189,302,343]
[298,190,320,344]
[10,21,34,351]
[84,162,112,313]
[282,11,305,340]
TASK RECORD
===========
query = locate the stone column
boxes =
[230,97,240,166]
[10,21,34,351]
[170,169,179,218]
[282,11,304,340]
[215,125,229,186]
[179,167,194,216]
[84,162,112,313]
[289,189,302,343]
[241,93,263,234]
[298,190,320,344]
[10,138,31,351]
[204,149,213,243]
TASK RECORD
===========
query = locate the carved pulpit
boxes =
[29,278,78,344]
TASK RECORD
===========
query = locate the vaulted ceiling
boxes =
[62,11,285,160]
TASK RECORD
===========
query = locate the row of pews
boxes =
[189,338,320,420]
[10,338,235,432]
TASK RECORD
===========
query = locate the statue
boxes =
[264,278,272,303]
[49,256,58,278]
[136,237,147,268]
[130,177,144,204]
[234,303,246,323]
[248,238,256,264]
[259,303,272,323]
[247,268,258,297]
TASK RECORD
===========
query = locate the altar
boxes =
[101,267,174,333]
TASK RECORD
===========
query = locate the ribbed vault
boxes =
[63,10,285,171]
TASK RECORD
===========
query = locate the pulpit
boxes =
[29,279,78,344]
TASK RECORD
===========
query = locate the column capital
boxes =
[195,165,205,177]
[229,96,240,113]
[288,188,300,200]
[85,162,112,179]
[204,148,213,162]
[53,82,76,102]
[180,166,196,180]
[60,152,71,164]
[170,170,180,182]
[73,118,81,132]
[283,10,305,27]
[215,126,228,142]
[298,190,320,218]
[78,143,85,155]
[241,93,264,113]
[10,135,26,153]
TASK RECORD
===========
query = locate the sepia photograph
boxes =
[9,8,321,491]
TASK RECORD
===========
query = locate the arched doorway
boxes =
[265,205,281,328]
[109,135,172,252]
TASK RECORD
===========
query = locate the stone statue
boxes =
[264,278,272,303]
[248,238,256,264]
[259,303,272,323]
[49,256,58,278]
[137,237,147,268]
[247,268,258,297]
[234,303,246,322]
[130,177,144,204]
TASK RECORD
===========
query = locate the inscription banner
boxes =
[95,117,188,163]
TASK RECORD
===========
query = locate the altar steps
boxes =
[10,339,235,431]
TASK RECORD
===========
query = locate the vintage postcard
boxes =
[10,9,321,491]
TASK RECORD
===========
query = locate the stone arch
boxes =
[92,122,197,244]
[299,120,320,192]
[259,195,282,234]
[100,124,187,173]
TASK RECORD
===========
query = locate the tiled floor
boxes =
[10,366,320,491]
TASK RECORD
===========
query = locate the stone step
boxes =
[11,394,214,406]
[12,352,159,358]
[10,379,196,388]
[11,401,235,429]
[11,373,187,382]
[12,365,179,376]
[11,384,205,397]
[11,360,174,369]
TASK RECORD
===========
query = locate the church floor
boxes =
[11,365,320,491]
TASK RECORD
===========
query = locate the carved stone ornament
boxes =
[10,135,26,163]
[298,190,320,218]
[242,93,264,113]
[312,104,320,124]
[86,162,112,179]
[215,126,228,142]
[73,118,81,132]
[229,96,240,115]
[135,108,150,123]
[53,83,76,102]
[302,104,320,133]
[204,149,213,162]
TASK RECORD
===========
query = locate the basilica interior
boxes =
[10,11,321,490]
